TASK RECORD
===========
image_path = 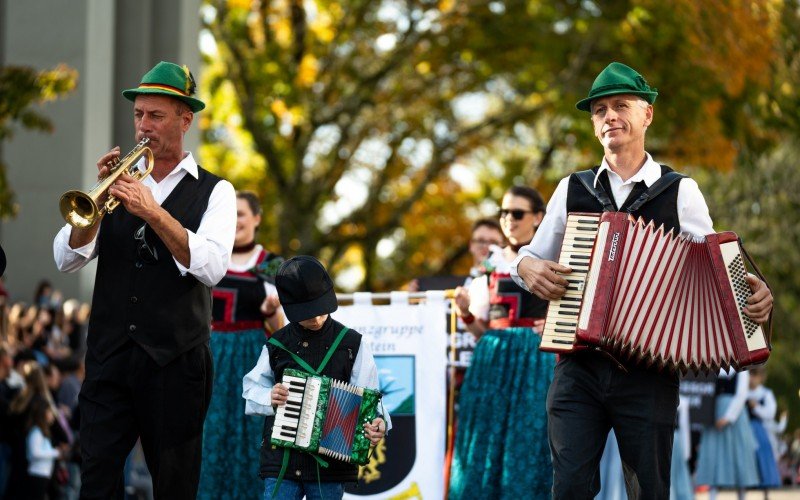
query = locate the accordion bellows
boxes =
[541,212,770,373]
[271,368,381,465]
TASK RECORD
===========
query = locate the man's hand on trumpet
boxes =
[108,172,160,221]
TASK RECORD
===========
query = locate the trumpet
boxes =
[59,138,154,228]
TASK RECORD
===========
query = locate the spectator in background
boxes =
[747,366,781,494]
[25,398,62,500]
[198,191,284,500]
[33,280,62,312]
[463,218,505,287]
[5,361,54,499]
[449,185,555,499]
[694,368,758,500]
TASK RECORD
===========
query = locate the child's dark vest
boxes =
[87,167,221,366]
[566,164,681,232]
[260,318,364,482]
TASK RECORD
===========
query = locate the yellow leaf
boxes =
[271,99,288,116]
[296,54,319,87]
[227,0,251,10]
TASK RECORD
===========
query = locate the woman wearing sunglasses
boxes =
[198,191,285,500]
[448,185,556,500]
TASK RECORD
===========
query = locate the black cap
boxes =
[275,256,338,323]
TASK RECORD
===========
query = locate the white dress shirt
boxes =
[53,152,236,287]
[242,336,392,430]
[719,367,750,423]
[511,153,714,291]
[27,426,60,478]
[748,384,777,422]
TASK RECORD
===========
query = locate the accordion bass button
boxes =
[302,341,308,347]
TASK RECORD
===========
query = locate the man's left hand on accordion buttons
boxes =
[271,383,386,445]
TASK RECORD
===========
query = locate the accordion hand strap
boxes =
[738,241,774,350]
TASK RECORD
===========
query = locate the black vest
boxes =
[568,164,684,375]
[566,164,681,232]
[260,317,364,482]
[87,167,222,366]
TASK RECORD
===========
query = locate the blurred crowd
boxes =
[0,279,89,500]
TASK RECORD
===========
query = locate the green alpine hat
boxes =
[122,61,205,112]
[576,62,658,112]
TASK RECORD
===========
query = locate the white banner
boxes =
[334,291,448,500]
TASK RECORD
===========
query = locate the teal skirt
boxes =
[198,327,267,500]
[449,328,556,500]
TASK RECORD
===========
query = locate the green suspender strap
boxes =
[267,326,350,498]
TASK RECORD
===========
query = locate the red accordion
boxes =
[540,212,770,373]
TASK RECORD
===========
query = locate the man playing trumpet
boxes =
[53,61,236,499]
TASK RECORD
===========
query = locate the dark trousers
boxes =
[78,340,212,500]
[546,352,679,499]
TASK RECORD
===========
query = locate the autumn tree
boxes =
[0,64,77,218]
[200,0,784,290]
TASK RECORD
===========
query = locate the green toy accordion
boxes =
[271,368,382,465]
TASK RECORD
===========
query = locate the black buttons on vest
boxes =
[129,325,137,332]
[135,262,143,269]
[130,296,138,304]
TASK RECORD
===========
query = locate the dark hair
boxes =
[26,398,53,438]
[236,191,262,217]
[471,218,503,235]
[506,185,546,214]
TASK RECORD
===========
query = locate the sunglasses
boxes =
[498,209,533,221]
[134,224,158,264]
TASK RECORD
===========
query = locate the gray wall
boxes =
[1,0,201,303]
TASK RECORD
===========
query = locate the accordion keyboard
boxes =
[271,373,322,448]
[540,213,601,352]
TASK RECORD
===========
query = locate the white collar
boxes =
[594,152,662,188]
[163,151,199,180]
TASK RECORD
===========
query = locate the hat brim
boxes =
[281,286,339,323]
[0,244,5,276]
[122,88,205,112]
[576,90,658,112]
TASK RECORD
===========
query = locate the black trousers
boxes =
[546,352,679,499]
[78,340,212,500]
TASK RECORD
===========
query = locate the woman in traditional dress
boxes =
[694,368,759,500]
[198,191,284,499]
[448,185,555,500]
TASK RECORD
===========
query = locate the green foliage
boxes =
[0,64,77,218]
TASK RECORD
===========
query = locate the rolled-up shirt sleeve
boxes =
[53,224,99,272]
[242,345,277,416]
[351,340,392,432]
[173,180,236,287]
[510,176,569,291]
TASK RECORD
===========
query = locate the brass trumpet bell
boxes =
[59,138,154,228]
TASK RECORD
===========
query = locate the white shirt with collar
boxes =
[510,152,714,291]
[53,152,236,287]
